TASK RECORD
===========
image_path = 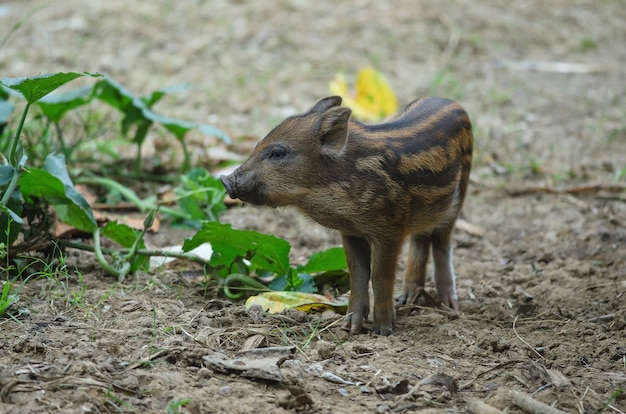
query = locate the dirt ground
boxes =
[1,0,626,413]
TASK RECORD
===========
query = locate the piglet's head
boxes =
[220,96,351,207]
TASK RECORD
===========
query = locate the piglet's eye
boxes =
[268,147,288,160]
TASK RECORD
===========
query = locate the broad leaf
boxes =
[175,168,226,225]
[0,72,101,104]
[93,76,149,139]
[0,99,13,124]
[0,164,15,186]
[0,164,22,243]
[183,221,290,277]
[100,221,149,272]
[94,76,230,144]
[269,269,317,293]
[0,188,23,245]
[143,83,191,108]
[19,154,97,233]
[297,246,347,274]
[198,123,231,144]
[36,85,94,122]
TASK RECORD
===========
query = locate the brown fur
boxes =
[221,96,473,335]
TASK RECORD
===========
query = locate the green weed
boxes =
[278,317,345,358]
[0,281,19,317]
[579,35,598,51]
[1,72,348,303]
[103,387,132,412]
[600,387,623,414]
[167,398,191,414]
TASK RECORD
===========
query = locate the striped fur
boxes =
[221,96,473,336]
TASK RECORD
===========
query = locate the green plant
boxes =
[174,168,227,225]
[0,73,153,279]
[600,387,623,414]
[278,317,345,357]
[0,281,19,317]
[103,387,132,412]
[183,222,348,297]
[76,167,227,227]
[1,73,229,172]
[167,398,191,414]
[1,72,348,299]
[579,35,598,51]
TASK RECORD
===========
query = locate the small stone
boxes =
[337,388,349,397]
[197,367,214,379]
[315,340,336,360]
[377,403,391,413]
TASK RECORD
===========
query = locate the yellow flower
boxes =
[329,67,398,122]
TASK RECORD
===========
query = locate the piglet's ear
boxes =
[309,96,342,113]
[316,106,351,152]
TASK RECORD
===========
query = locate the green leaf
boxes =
[143,83,191,108]
[297,246,347,274]
[36,85,94,123]
[0,164,15,186]
[0,188,23,245]
[93,76,150,140]
[269,269,317,293]
[19,154,97,232]
[183,221,290,277]
[100,221,149,272]
[94,76,230,144]
[100,221,139,248]
[198,123,231,144]
[0,164,22,243]
[0,99,13,124]
[0,281,20,317]
[0,72,101,104]
[174,168,226,225]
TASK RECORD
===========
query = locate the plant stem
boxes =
[92,228,130,278]
[122,209,156,262]
[9,102,31,165]
[223,273,270,299]
[0,166,21,207]
[179,138,190,173]
[77,176,145,208]
[61,240,213,268]
[74,176,197,220]
[54,121,69,159]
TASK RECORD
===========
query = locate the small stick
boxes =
[512,316,545,360]
[588,313,615,322]
[123,347,183,371]
[510,390,567,414]
[466,397,505,414]
[507,183,626,197]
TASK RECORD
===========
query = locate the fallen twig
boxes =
[588,313,616,323]
[510,389,567,414]
[123,347,183,371]
[393,373,457,407]
[507,183,626,197]
[466,397,505,414]
[460,360,525,390]
[513,316,546,360]
[456,218,486,238]
[497,60,623,74]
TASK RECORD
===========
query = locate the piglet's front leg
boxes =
[341,235,371,335]
[370,240,402,336]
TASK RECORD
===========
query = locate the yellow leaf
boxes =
[328,68,397,122]
[245,291,348,314]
